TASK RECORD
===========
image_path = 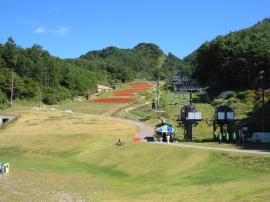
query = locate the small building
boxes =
[171,71,188,82]
[97,84,112,93]
[247,132,270,143]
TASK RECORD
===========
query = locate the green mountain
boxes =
[73,43,190,81]
[0,40,190,106]
[185,18,270,92]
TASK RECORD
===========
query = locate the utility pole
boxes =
[260,70,265,132]
[10,71,14,106]
[189,91,192,106]
[10,59,16,106]
[46,70,50,88]
[156,80,160,111]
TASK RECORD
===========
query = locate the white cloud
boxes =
[34,26,69,37]
[34,26,46,33]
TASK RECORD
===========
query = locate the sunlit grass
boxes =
[0,95,270,201]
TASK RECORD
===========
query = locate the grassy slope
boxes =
[1,98,270,201]
[0,82,270,201]
[0,109,138,201]
[119,85,270,150]
[125,88,215,140]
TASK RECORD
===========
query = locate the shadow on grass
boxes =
[176,138,270,152]
[239,100,270,132]
[233,142,270,151]
[139,116,151,121]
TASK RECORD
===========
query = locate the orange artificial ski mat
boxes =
[90,82,153,102]
[113,82,153,96]
[90,98,136,103]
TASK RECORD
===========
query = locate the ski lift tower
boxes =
[172,73,204,141]
[213,105,235,140]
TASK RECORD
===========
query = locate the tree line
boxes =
[185,18,270,93]
[0,40,190,106]
[3,18,268,107]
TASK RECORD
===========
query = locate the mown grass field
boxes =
[0,100,270,201]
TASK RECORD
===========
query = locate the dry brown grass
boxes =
[0,109,137,151]
[0,108,138,201]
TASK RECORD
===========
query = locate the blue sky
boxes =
[0,0,269,59]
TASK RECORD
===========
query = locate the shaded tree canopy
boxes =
[185,18,270,92]
[0,40,190,105]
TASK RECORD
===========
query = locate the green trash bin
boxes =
[213,132,216,141]
[236,132,240,142]
[232,132,236,142]
[226,132,229,142]
[218,133,222,143]
[222,133,226,141]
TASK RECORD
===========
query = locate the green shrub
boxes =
[211,98,225,106]
[20,77,42,100]
[56,86,71,101]
[42,93,58,105]
[227,97,239,105]
[226,92,236,99]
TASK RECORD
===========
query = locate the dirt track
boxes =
[101,103,129,117]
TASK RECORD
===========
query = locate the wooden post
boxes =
[156,80,160,111]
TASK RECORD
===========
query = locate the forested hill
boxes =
[0,40,190,106]
[184,18,270,92]
[68,43,191,81]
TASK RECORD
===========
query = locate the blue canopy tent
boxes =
[156,124,175,142]
[156,125,175,133]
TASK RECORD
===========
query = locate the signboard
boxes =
[227,112,234,120]
[242,127,248,131]
[218,112,225,120]
[187,112,195,120]
[187,112,202,120]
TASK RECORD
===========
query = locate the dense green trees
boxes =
[78,43,190,81]
[0,40,189,106]
[185,18,270,92]
[0,38,99,105]
[162,53,192,77]
[183,19,270,131]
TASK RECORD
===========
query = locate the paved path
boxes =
[124,119,154,139]
[120,102,154,138]
[100,97,270,155]
[152,142,270,155]
[101,102,154,139]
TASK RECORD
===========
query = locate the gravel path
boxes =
[123,119,154,139]
[101,103,154,138]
